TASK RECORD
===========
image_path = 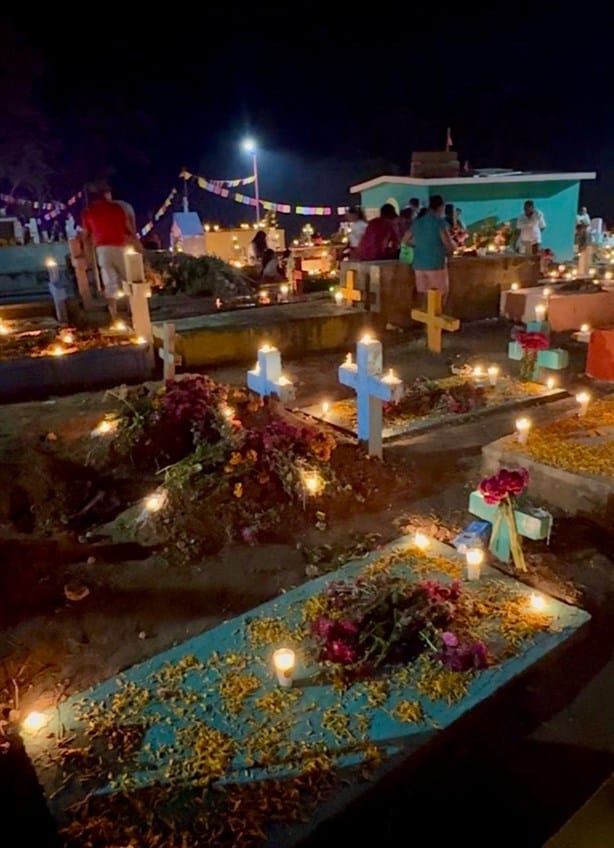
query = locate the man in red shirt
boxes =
[81,183,132,320]
[357,203,400,261]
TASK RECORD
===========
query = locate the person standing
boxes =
[81,182,132,320]
[409,194,455,302]
[576,205,591,251]
[357,203,399,261]
[516,200,546,255]
[346,206,368,260]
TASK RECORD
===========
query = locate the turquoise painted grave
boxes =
[508,336,569,380]
[469,489,553,563]
[351,171,596,261]
[23,537,589,845]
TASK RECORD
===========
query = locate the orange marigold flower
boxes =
[229,452,242,466]
[257,472,270,485]
[233,483,243,498]
[246,449,258,464]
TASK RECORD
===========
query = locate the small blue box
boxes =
[452,520,492,552]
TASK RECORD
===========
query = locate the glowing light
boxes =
[45,257,58,269]
[280,284,289,297]
[213,225,220,232]
[322,401,330,414]
[277,375,291,386]
[273,648,296,687]
[413,532,430,551]
[558,264,566,273]
[605,271,613,281]
[334,290,343,304]
[134,336,146,345]
[543,287,552,297]
[302,469,324,496]
[23,711,48,733]
[515,417,531,445]
[580,323,591,334]
[112,320,127,332]
[510,282,520,291]
[589,267,596,277]
[472,365,484,379]
[242,137,257,154]
[51,344,64,357]
[529,593,547,613]
[260,344,272,353]
[92,418,117,437]
[546,376,556,390]
[344,353,353,366]
[548,270,558,279]
[360,334,373,345]
[116,290,126,299]
[222,405,235,420]
[144,490,167,513]
[0,321,9,335]
[487,366,499,387]
[382,368,399,384]
[59,330,74,345]
[465,548,484,580]
[576,391,590,417]
[534,303,547,321]
[259,289,268,300]
[204,224,211,232]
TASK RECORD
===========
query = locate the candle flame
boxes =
[360,334,373,345]
[413,532,430,551]
[465,548,484,567]
[516,417,531,431]
[45,257,58,268]
[529,593,546,612]
[510,282,520,291]
[22,711,47,733]
[112,320,127,332]
[334,290,343,304]
[273,648,295,673]
[322,401,330,414]
[144,490,167,513]
[0,321,9,335]
[92,418,117,436]
[51,344,64,357]
[59,331,74,345]
[580,323,590,333]
[546,376,556,390]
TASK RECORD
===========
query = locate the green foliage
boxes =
[145,251,254,298]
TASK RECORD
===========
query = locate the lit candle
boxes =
[344,353,353,366]
[277,375,291,386]
[546,376,556,390]
[134,336,147,345]
[558,264,566,273]
[124,247,145,283]
[22,711,48,734]
[472,365,484,379]
[303,470,322,495]
[144,490,167,513]
[112,320,128,333]
[51,344,64,357]
[259,289,268,300]
[548,270,557,280]
[360,333,373,345]
[334,290,343,305]
[576,391,590,417]
[45,257,59,283]
[589,267,596,277]
[510,282,520,291]
[0,321,9,336]
[60,330,74,345]
[280,283,289,297]
[222,405,235,420]
[413,532,430,551]
[606,271,613,281]
[542,286,552,298]
[272,648,296,688]
[382,368,399,384]
[91,418,117,437]
[322,401,330,415]
[515,417,531,445]
[465,548,484,581]
[487,366,500,387]
[534,303,547,322]
[260,343,272,353]
[580,323,591,334]
[529,593,546,613]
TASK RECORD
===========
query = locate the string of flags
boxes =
[0,190,82,214]
[180,169,346,216]
[139,187,178,237]
[209,175,255,188]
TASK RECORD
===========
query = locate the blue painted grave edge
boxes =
[23,537,590,833]
[298,387,567,443]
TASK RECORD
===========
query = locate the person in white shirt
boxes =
[347,206,368,260]
[516,200,546,255]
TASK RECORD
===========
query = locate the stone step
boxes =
[545,775,614,848]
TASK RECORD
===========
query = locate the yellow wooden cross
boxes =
[339,268,362,305]
[411,289,460,353]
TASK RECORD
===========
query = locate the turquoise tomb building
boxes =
[350,169,596,261]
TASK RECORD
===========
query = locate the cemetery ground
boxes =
[1,319,614,846]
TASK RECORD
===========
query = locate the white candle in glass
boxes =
[273,648,296,687]
[515,417,531,445]
[465,548,484,581]
[534,303,547,322]
[576,391,590,417]
[487,366,499,387]
[124,247,145,282]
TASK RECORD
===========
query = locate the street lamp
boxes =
[242,137,260,226]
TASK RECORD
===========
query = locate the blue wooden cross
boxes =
[247,345,296,403]
[469,489,552,563]
[338,335,403,459]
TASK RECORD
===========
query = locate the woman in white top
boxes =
[347,206,367,260]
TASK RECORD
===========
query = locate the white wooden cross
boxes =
[247,345,296,403]
[338,335,403,459]
[122,249,153,344]
[159,322,182,380]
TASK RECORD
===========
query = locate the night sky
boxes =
[1,9,612,236]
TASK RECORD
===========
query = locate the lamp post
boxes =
[242,137,260,226]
